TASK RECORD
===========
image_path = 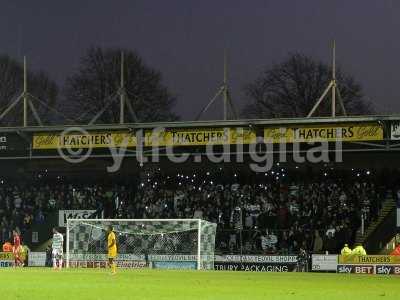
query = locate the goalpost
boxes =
[66,219,217,270]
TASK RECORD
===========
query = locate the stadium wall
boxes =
[1,251,398,275]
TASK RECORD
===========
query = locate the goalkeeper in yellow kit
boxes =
[107,225,117,274]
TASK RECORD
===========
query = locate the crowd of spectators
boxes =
[125,168,386,254]
[0,167,394,255]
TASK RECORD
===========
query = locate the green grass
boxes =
[0,268,400,300]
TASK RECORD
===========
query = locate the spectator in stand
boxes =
[278,230,289,255]
[324,232,337,254]
[260,231,269,254]
[250,228,262,253]
[266,230,278,253]
[228,231,237,252]
[193,206,203,219]
[312,230,323,254]
[325,224,336,238]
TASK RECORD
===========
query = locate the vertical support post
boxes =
[361,213,365,236]
[307,41,345,118]
[197,219,201,270]
[66,219,70,268]
[23,56,28,127]
[120,51,125,124]
[223,50,228,120]
[239,208,243,267]
[331,40,336,117]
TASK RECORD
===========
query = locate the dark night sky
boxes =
[1,0,399,120]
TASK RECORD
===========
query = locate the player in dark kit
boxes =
[296,247,309,272]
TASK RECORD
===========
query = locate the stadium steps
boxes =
[379,234,399,254]
[354,198,396,245]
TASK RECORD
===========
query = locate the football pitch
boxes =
[1,268,400,300]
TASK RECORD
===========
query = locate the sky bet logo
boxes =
[337,265,352,273]
[353,266,374,274]
[376,265,400,275]
[337,265,374,274]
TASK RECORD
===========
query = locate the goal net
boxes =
[66,219,217,270]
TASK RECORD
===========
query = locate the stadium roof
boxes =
[0,114,400,133]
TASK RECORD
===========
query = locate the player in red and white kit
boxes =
[12,230,23,267]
